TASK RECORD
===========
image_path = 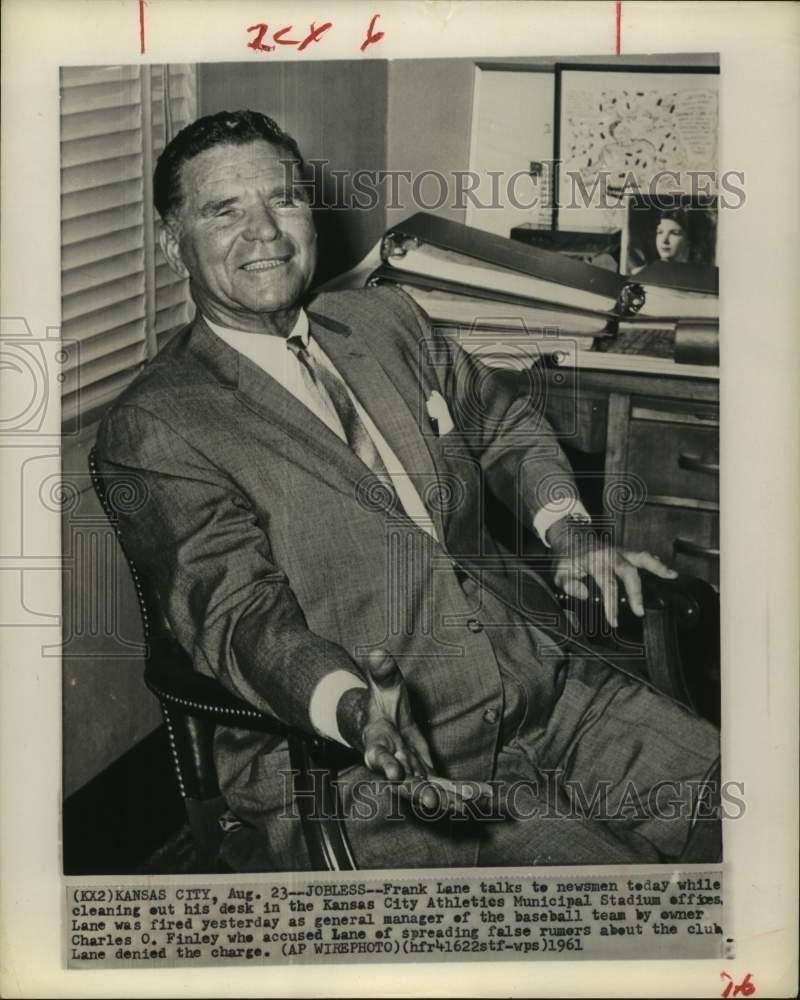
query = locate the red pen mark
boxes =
[273,25,301,46]
[720,971,756,998]
[246,21,333,53]
[139,0,146,54]
[360,13,384,52]
[615,1,622,55]
[298,21,333,51]
[247,24,275,52]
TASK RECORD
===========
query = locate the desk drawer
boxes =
[627,419,719,504]
[622,503,719,587]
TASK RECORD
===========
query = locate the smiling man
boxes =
[157,132,317,333]
[96,110,720,872]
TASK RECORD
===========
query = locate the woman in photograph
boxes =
[628,203,716,273]
[654,208,691,263]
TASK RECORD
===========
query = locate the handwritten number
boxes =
[246,23,274,52]
[360,13,384,52]
[736,974,755,997]
[721,972,755,998]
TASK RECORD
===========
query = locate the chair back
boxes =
[87,447,168,643]
[87,447,285,729]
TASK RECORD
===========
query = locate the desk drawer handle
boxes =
[678,453,719,476]
[674,537,720,560]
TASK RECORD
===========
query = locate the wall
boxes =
[385,58,476,229]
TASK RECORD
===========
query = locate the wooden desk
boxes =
[542,357,720,587]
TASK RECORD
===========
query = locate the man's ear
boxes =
[159,222,189,278]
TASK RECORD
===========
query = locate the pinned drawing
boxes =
[555,66,719,233]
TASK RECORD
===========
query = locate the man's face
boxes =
[161,140,317,335]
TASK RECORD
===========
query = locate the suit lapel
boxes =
[185,317,369,500]
[185,313,447,540]
[309,312,446,540]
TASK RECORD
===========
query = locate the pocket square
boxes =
[425,390,454,436]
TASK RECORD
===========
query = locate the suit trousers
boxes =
[475,648,721,866]
[220,643,721,872]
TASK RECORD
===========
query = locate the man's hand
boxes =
[548,519,677,628]
[338,649,489,811]
[360,648,434,784]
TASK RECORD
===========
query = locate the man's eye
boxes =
[273,191,307,208]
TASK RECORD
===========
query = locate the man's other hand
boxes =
[548,520,677,628]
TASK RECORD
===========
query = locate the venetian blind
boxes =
[60,64,197,429]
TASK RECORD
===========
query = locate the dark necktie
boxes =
[287,335,392,488]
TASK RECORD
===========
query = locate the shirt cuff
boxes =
[308,670,368,747]
[533,500,592,548]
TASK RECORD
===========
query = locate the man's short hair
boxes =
[153,110,305,221]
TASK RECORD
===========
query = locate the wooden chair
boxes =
[88,449,719,873]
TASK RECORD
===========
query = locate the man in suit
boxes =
[96,110,720,871]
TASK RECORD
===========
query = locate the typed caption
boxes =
[66,868,726,968]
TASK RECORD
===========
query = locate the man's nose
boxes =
[243,202,280,241]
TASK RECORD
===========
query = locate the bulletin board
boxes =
[553,64,720,233]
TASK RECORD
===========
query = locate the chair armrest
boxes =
[555,571,715,628]
[143,630,359,870]
[144,632,287,733]
[556,573,720,724]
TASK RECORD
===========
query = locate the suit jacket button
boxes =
[483,708,499,724]
[467,617,483,633]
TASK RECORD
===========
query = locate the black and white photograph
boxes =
[622,194,718,275]
[61,51,723,881]
[1,2,797,997]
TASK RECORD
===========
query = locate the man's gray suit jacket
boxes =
[96,285,594,870]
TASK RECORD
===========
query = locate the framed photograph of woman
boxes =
[621,194,718,276]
